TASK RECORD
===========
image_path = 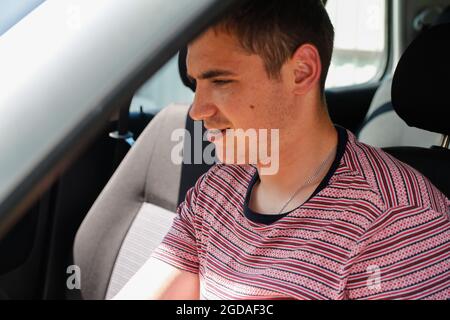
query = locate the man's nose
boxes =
[189,89,217,121]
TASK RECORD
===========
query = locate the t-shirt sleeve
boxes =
[151,174,207,274]
[344,205,450,300]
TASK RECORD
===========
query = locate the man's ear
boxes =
[291,44,322,95]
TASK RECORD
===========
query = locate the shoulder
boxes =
[344,132,449,215]
[187,164,256,207]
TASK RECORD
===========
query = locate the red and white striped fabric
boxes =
[152,129,450,300]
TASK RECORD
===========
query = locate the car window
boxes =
[0,0,46,36]
[325,0,387,88]
[130,54,194,115]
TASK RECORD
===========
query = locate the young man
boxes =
[114,0,450,300]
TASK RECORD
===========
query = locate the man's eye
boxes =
[212,79,232,85]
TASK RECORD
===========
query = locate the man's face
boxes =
[187,29,293,166]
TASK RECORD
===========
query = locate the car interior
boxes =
[0,0,449,300]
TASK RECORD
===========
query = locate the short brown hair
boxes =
[214,0,334,94]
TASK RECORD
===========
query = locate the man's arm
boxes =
[112,257,199,300]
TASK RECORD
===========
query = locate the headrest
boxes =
[434,6,450,26]
[392,23,450,136]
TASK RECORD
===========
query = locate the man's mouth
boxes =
[206,129,230,143]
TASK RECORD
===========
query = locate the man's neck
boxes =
[255,106,338,197]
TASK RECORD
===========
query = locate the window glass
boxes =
[0,0,45,36]
[326,0,387,88]
[130,54,194,115]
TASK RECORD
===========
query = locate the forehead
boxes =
[186,29,253,74]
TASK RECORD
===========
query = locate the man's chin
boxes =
[210,129,280,175]
[214,143,256,166]
[215,150,279,176]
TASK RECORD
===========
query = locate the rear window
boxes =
[325,0,387,88]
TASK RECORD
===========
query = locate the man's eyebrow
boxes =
[187,69,237,82]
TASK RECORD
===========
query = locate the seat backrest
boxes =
[73,104,189,300]
[358,76,441,148]
[73,45,214,299]
[358,6,450,148]
[385,22,450,198]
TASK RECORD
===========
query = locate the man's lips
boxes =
[206,129,229,142]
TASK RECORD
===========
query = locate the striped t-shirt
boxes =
[152,127,450,300]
